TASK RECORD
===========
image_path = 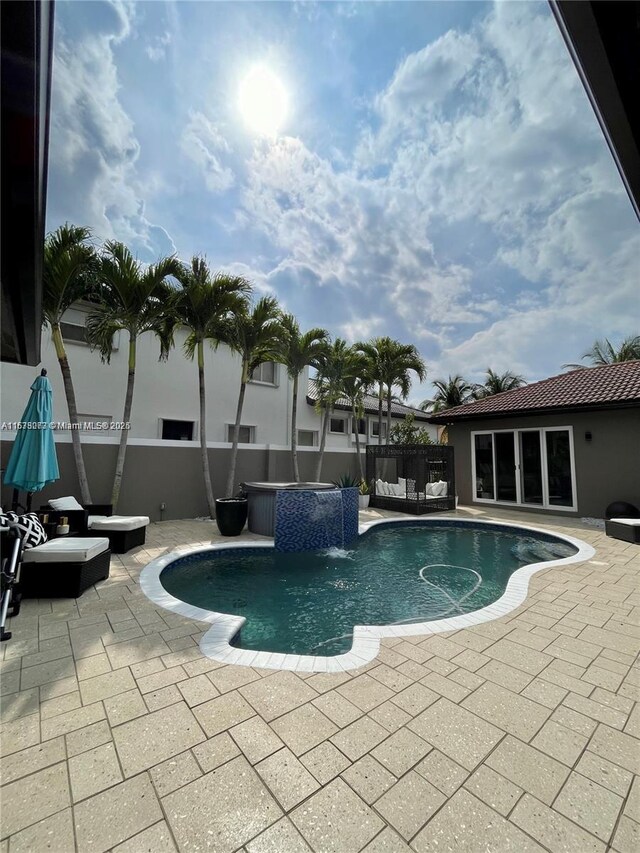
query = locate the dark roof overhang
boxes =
[305,396,433,422]
[549,1,640,221]
[1,0,55,364]
[428,399,640,425]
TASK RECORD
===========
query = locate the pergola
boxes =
[366,444,455,515]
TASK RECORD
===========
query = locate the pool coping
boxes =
[139,516,596,673]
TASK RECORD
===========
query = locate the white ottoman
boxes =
[88,515,150,553]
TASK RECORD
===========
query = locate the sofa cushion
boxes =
[1,511,47,548]
[609,518,640,526]
[89,515,149,532]
[49,496,84,512]
[22,537,109,563]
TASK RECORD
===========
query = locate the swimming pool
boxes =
[141,518,594,672]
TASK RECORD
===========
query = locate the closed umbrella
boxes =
[4,369,60,510]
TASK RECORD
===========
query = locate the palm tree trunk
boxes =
[225,366,247,497]
[291,374,300,482]
[386,388,393,446]
[377,388,384,444]
[111,335,136,509]
[198,341,215,518]
[51,323,92,505]
[352,402,364,481]
[315,406,331,482]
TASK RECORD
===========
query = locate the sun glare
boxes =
[238,65,288,137]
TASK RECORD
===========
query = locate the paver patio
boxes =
[0,505,638,852]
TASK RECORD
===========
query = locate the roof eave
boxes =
[428,399,640,424]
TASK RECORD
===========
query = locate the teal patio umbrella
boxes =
[4,369,60,509]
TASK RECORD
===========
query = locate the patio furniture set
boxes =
[0,497,149,639]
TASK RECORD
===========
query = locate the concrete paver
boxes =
[0,507,637,852]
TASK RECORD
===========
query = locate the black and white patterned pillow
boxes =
[3,512,48,549]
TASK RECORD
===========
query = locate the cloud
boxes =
[48,9,175,260]
[180,112,235,193]
[47,0,638,389]
[146,31,172,62]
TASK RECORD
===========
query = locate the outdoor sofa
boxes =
[605,518,640,544]
[372,477,455,514]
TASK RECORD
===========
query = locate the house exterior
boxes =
[0,305,436,518]
[428,361,640,518]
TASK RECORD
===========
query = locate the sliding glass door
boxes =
[473,427,576,511]
[520,431,543,505]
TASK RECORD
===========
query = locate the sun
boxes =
[238,65,288,137]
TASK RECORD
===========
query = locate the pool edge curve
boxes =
[139,517,596,673]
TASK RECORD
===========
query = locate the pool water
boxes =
[160,522,577,657]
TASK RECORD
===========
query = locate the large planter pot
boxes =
[215,498,248,536]
[358,494,370,509]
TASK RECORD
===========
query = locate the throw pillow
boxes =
[424,483,435,496]
[397,477,406,491]
[49,496,84,512]
[4,512,47,549]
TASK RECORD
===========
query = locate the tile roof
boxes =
[306,386,431,421]
[428,360,640,423]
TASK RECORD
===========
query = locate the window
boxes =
[250,362,276,384]
[352,418,367,436]
[60,320,119,350]
[161,419,195,441]
[297,430,317,447]
[370,420,387,439]
[60,321,88,345]
[227,424,255,443]
[330,417,346,434]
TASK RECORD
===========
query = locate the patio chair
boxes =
[41,497,150,554]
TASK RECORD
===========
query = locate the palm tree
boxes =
[563,335,640,369]
[312,338,354,481]
[378,340,427,444]
[276,315,329,482]
[473,368,526,398]
[358,338,426,445]
[86,241,182,508]
[340,349,373,481]
[421,375,474,412]
[42,224,97,504]
[172,258,252,517]
[355,338,386,446]
[224,295,282,496]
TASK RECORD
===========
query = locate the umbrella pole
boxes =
[11,489,19,512]
[26,492,33,512]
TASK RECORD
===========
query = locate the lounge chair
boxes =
[19,537,111,598]
[41,497,150,553]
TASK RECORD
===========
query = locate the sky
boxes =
[47,0,639,404]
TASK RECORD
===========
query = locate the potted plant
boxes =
[358,480,371,509]
[215,489,248,536]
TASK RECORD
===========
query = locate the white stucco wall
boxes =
[0,306,438,449]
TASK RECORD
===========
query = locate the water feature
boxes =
[273,486,358,552]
